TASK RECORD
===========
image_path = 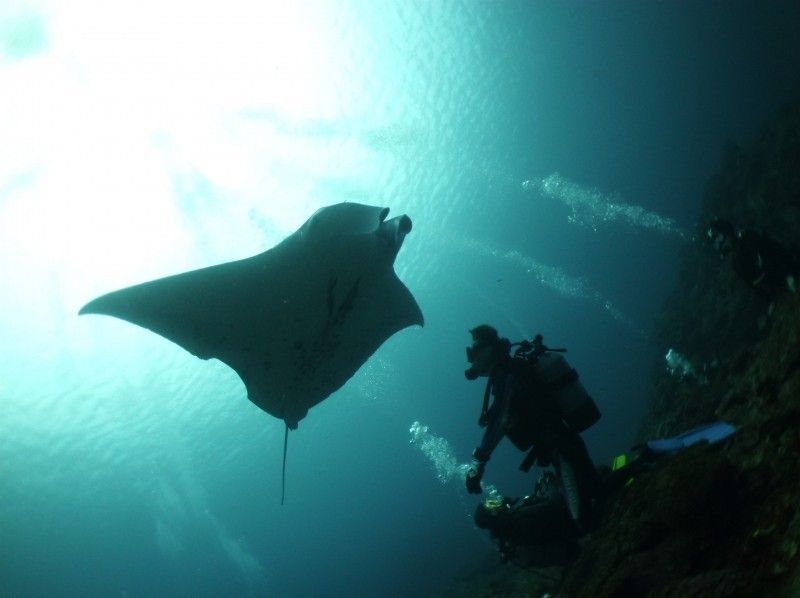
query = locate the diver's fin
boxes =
[557,455,580,522]
[645,421,736,455]
[604,422,737,495]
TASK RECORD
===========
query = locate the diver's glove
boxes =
[466,448,488,494]
[466,463,484,494]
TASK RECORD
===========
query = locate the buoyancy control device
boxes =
[478,334,600,434]
[532,350,600,434]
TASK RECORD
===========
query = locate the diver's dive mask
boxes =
[465,345,478,380]
[465,325,504,380]
[464,343,493,380]
[466,345,477,363]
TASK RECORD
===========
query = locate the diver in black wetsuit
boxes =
[474,471,581,567]
[705,217,798,301]
[463,325,601,533]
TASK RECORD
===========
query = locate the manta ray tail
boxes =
[281,423,288,505]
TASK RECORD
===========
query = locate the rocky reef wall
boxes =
[559,98,800,597]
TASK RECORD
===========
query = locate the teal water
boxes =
[2,1,799,596]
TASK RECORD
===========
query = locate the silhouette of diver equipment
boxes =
[523,335,600,434]
[607,421,738,489]
[474,472,581,567]
[476,334,601,451]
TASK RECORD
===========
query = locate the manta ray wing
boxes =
[80,203,423,428]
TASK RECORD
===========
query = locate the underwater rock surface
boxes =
[447,99,800,597]
[561,295,800,597]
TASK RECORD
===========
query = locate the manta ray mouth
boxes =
[377,207,411,234]
[398,214,412,234]
[378,213,413,254]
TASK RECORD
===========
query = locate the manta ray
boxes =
[80,202,423,501]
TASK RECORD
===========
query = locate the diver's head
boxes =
[704,217,735,257]
[465,325,510,380]
[474,495,512,531]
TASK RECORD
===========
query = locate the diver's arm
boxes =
[474,376,514,464]
[466,372,515,494]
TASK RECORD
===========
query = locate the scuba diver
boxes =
[474,418,738,567]
[463,325,602,533]
[705,217,798,301]
[474,471,581,568]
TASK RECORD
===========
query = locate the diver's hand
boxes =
[466,462,484,494]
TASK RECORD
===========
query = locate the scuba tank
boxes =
[513,334,601,434]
